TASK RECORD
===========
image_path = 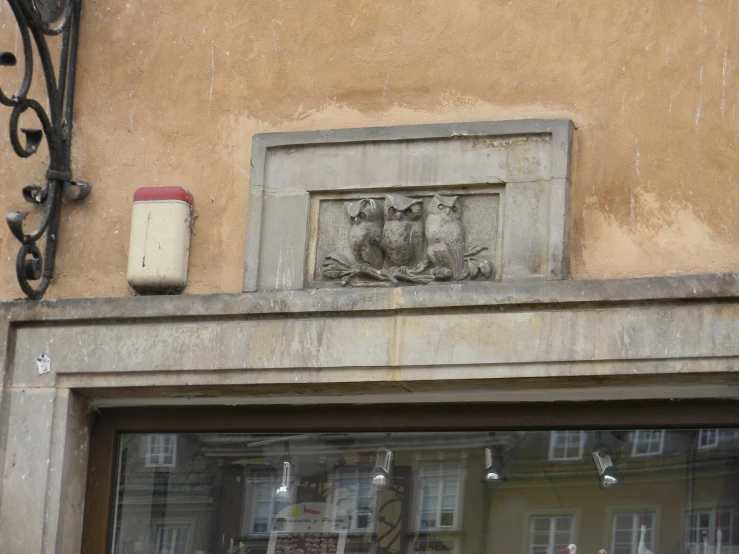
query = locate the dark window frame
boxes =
[81,399,739,554]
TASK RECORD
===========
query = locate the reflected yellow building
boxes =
[111,430,739,554]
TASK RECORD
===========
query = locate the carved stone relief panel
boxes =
[307,188,501,287]
[243,120,573,292]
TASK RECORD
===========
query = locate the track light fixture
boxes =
[591,442,621,490]
[482,445,506,485]
[371,447,394,488]
[275,459,293,500]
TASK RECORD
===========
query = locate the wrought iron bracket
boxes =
[1,0,90,299]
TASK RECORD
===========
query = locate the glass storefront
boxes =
[109,429,739,554]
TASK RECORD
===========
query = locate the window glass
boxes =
[333,468,375,532]
[144,434,177,467]
[416,461,463,531]
[110,429,739,554]
[250,470,291,535]
[154,525,188,554]
[699,430,719,449]
[529,515,575,554]
[549,431,586,460]
[631,430,664,457]
[685,508,737,554]
[610,511,655,554]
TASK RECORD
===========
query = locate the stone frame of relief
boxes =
[243,119,573,292]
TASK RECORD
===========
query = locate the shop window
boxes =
[332,467,376,532]
[685,509,737,554]
[610,511,655,554]
[153,524,189,554]
[91,406,738,554]
[416,461,464,531]
[250,469,291,536]
[529,515,575,554]
[549,431,586,461]
[631,430,664,457]
[144,434,176,467]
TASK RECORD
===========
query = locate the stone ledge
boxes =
[6,292,739,388]
[1,274,739,324]
[66,366,739,400]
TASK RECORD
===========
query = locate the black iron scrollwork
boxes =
[1,0,90,298]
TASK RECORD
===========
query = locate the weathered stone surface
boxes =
[68,366,739,406]
[60,359,739,407]
[0,381,6,507]
[0,303,10,506]
[244,120,573,292]
[0,389,89,554]
[4,276,739,390]
[258,193,311,291]
[0,388,57,554]
[43,391,89,554]
[2,274,736,324]
[13,316,395,381]
[7,302,739,386]
[502,181,554,279]
[397,304,739,366]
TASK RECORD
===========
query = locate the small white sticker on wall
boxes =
[36,354,51,375]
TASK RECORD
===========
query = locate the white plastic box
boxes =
[127,186,193,293]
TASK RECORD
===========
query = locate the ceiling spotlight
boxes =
[371,447,394,488]
[592,443,621,491]
[482,446,506,486]
[275,459,293,500]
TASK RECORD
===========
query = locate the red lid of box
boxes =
[133,186,193,205]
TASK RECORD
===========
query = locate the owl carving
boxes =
[382,194,425,269]
[425,194,466,280]
[346,198,384,269]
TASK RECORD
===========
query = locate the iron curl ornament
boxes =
[1,0,89,298]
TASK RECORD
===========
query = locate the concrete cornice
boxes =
[1,273,739,323]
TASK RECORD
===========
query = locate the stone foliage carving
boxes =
[322,193,494,286]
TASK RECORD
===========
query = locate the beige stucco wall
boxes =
[0,0,737,300]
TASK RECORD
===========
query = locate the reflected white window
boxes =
[145,435,176,467]
[250,469,290,535]
[631,430,664,457]
[154,524,189,554]
[529,515,575,554]
[699,429,739,449]
[549,431,586,461]
[416,461,463,531]
[611,512,655,554]
[686,509,736,554]
[333,468,375,532]
[699,430,719,449]
[687,511,712,554]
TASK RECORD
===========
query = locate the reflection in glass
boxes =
[611,512,655,554]
[549,431,586,461]
[417,461,462,531]
[631,431,665,457]
[334,468,375,531]
[109,429,739,554]
[592,442,622,491]
[251,469,290,535]
[144,434,177,467]
[371,447,395,489]
[530,515,575,554]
